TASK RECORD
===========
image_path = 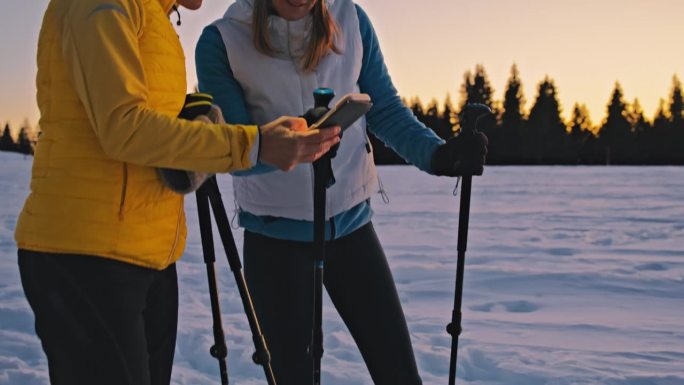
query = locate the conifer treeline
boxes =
[370,64,684,165]
[0,123,34,155]
[4,65,682,164]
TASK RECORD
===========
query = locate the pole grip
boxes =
[460,103,492,135]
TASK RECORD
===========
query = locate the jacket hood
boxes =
[223,0,339,58]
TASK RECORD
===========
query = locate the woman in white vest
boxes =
[197,0,487,383]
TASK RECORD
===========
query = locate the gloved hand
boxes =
[431,130,488,176]
[157,93,217,194]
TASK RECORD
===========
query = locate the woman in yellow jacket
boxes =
[14,0,340,384]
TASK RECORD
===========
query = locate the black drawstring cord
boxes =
[172,4,181,26]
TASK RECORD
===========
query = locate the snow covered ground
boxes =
[1,151,683,385]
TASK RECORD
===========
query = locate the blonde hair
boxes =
[252,0,341,72]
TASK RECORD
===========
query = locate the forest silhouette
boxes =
[0,123,34,156]
[2,64,683,165]
[372,64,684,166]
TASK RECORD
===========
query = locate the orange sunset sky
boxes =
[1,0,682,130]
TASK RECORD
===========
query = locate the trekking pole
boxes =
[447,104,493,385]
[196,177,277,385]
[311,159,328,385]
[304,88,337,385]
[195,183,230,385]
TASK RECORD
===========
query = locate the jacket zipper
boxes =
[118,163,128,220]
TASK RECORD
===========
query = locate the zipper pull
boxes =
[377,175,389,204]
[231,200,241,230]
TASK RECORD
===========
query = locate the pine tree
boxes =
[426,99,439,118]
[524,77,568,164]
[410,97,425,119]
[459,64,496,111]
[568,104,596,163]
[669,75,683,125]
[458,69,472,111]
[499,64,525,163]
[648,99,670,164]
[17,127,34,155]
[652,98,670,129]
[569,104,593,138]
[457,65,498,162]
[627,99,649,135]
[423,98,451,140]
[440,94,457,139]
[626,99,651,163]
[0,123,16,152]
[598,82,634,164]
[667,75,684,163]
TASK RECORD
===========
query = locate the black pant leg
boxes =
[243,231,314,385]
[144,263,179,385]
[324,223,422,385]
[18,249,176,385]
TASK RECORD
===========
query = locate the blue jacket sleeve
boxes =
[355,5,444,174]
[195,25,274,176]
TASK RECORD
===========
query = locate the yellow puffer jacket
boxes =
[15,0,258,269]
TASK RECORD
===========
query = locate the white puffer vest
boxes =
[214,0,378,221]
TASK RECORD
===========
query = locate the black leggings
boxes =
[244,222,422,385]
[18,249,178,385]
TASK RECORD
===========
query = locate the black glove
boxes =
[158,93,216,194]
[177,93,213,120]
[431,130,489,176]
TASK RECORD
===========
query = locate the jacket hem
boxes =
[15,242,172,271]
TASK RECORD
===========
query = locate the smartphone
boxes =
[311,93,372,131]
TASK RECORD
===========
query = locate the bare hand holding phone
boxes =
[310,93,372,131]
